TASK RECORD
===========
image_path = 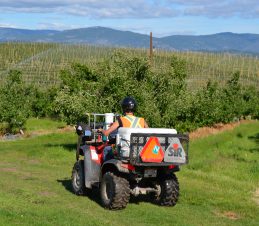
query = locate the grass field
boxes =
[0,119,259,226]
[1,43,259,89]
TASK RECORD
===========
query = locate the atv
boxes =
[71,113,189,210]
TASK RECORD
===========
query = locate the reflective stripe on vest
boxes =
[121,115,144,128]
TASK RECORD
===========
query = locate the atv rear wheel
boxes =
[100,172,130,210]
[151,173,179,206]
[71,160,88,195]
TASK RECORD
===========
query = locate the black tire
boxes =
[71,160,88,195]
[151,173,179,206]
[100,172,130,210]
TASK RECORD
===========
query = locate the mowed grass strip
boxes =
[0,120,258,226]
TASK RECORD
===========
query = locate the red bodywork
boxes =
[89,145,104,165]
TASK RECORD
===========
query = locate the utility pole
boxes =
[149,31,153,65]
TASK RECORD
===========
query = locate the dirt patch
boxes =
[0,125,75,140]
[253,188,259,205]
[39,191,57,197]
[28,159,41,165]
[189,120,252,140]
[223,211,240,220]
[0,126,75,141]
[214,210,240,220]
[57,126,74,132]
[0,167,17,172]
[21,174,35,180]
[26,126,74,138]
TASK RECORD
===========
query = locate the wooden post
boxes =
[149,32,153,65]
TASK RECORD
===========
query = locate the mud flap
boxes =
[82,145,101,188]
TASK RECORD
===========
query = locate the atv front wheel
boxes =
[71,160,88,195]
[100,172,130,210]
[152,173,179,206]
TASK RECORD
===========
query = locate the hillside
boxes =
[0,118,258,226]
[1,27,259,54]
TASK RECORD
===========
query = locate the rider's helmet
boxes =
[121,97,137,114]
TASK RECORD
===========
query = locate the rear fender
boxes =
[101,159,129,176]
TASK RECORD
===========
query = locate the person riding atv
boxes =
[98,97,149,161]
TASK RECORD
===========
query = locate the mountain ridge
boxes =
[1,26,259,54]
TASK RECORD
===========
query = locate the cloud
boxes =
[37,22,80,30]
[0,0,259,19]
[0,22,19,28]
[165,0,259,18]
[0,0,178,18]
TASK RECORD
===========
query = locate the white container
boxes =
[116,128,177,158]
[104,113,114,130]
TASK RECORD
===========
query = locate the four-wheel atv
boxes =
[71,113,189,210]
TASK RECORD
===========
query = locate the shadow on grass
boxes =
[57,178,154,207]
[45,143,76,152]
[57,178,102,206]
[57,178,74,194]
[248,133,259,153]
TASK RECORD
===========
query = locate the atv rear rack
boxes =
[129,133,189,166]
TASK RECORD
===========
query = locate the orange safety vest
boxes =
[120,115,145,128]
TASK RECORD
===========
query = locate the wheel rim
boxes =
[73,170,80,189]
[104,180,112,201]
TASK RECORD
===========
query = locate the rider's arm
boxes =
[100,121,119,137]
[144,120,149,128]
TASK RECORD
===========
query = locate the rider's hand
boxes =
[97,128,103,133]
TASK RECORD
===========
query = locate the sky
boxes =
[0,0,259,37]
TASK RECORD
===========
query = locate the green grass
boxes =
[0,120,259,226]
[25,118,67,132]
